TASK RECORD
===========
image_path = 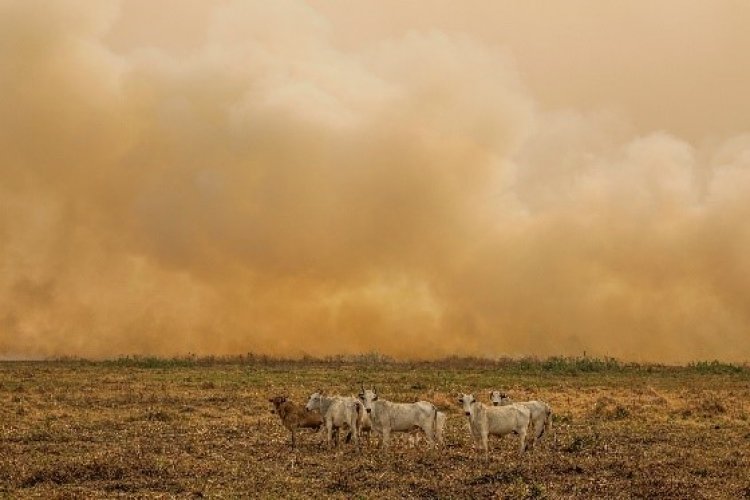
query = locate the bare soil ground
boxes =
[1,357,749,498]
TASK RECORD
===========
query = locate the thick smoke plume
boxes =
[1,0,749,361]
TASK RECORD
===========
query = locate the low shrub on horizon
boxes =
[20,353,746,374]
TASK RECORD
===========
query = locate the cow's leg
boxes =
[518,426,528,454]
[524,424,533,451]
[336,426,343,448]
[326,421,334,448]
[479,431,489,461]
[382,427,391,449]
[291,427,296,448]
[317,424,326,449]
[531,421,541,449]
[375,429,384,448]
[425,422,436,445]
[534,417,546,445]
[526,419,538,450]
[350,418,360,449]
[471,425,482,450]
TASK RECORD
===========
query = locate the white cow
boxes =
[490,390,552,449]
[305,392,361,448]
[459,393,531,456]
[407,410,447,447]
[358,388,437,449]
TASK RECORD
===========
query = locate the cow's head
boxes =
[489,390,511,406]
[458,393,476,417]
[358,388,378,414]
[269,395,286,413]
[305,391,323,412]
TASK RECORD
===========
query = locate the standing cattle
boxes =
[305,392,361,448]
[268,396,324,448]
[459,393,531,457]
[490,390,552,449]
[358,388,438,449]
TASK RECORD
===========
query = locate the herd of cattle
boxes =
[269,388,552,457]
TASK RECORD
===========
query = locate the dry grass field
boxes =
[1,356,749,498]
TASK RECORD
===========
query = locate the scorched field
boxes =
[1,356,749,498]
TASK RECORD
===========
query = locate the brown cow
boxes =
[269,396,324,448]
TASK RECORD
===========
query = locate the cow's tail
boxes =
[432,404,438,443]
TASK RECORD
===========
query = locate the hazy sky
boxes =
[2,0,750,361]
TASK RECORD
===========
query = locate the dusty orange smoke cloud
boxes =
[1,0,749,362]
